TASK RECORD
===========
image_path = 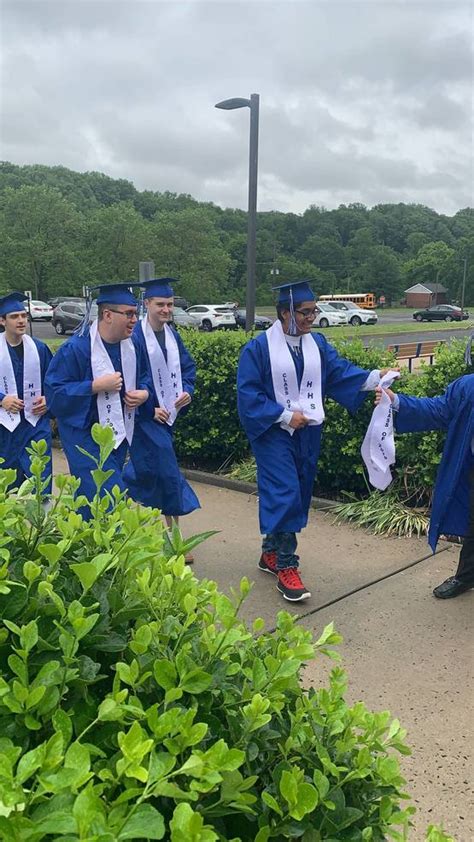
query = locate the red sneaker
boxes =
[258,551,278,576]
[277,567,311,602]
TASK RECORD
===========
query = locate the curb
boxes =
[181,468,339,511]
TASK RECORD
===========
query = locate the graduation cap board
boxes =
[89,283,139,306]
[271,280,317,305]
[141,278,179,299]
[0,291,28,317]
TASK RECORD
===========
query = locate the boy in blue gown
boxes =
[377,360,474,599]
[44,283,152,512]
[0,292,53,489]
[237,280,389,603]
[124,279,200,552]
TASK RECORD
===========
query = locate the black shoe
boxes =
[433,577,474,599]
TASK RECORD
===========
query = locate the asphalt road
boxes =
[28,318,472,349]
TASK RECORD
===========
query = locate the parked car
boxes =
[186,304,236,331]
[47,296,84,310]
[52,301,98,334]
[173,296,189,311]
[412,304,470,322]
[312,303,348,328]
[172,306,200,330]
[324,300,378,326]
[28,300,54,321]
[234,309,273,330]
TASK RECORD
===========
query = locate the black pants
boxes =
[455,466,474,584]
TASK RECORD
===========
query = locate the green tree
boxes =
[82,202,151,283]
[0,185,83,299]
[354,245,402,302]
[149,208,232,302]
[403,241,455,289]
[297,235,348,278]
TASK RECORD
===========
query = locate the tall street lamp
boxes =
[215,93,260,331]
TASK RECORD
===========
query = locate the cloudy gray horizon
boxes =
[1,0,473,216]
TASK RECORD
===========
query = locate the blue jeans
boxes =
[262,532,299,570]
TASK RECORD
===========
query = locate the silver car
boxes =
[172,306,201,330]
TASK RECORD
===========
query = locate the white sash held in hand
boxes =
[361,370,400,490]
[90,319,136,449]
[141,316,182,426]
[266,319,325,436]
[0,334,42,431]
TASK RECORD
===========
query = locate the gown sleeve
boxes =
[175,329,196,396]
[317,334,371,414]
[395,382,458,433]
[237,338,286,441]
[44,341,94,426]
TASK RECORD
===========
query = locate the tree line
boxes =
[0,161,472,305]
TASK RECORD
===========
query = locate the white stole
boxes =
[266,319,325,436]
[89,320,136,449]
[0,334,42,431]
[361,370,400,490]
[141,316,182,427]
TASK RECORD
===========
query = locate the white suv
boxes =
[313,303,348,328]
[325,301,378,326]
[186,304,236,331]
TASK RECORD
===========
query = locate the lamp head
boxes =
[215,97,250,110]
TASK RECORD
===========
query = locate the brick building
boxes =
[404,282,448,308]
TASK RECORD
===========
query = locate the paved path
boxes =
[53,451,473,839]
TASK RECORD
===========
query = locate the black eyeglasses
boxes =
[106,308,138,319]
[295,308,317,318]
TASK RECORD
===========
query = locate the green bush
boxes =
[0,428,421,840]
[175,332,470,503]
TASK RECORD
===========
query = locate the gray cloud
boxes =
[1,0,472,215]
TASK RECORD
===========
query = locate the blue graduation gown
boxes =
[44,331,154,509]
[237,331,370,535]
[395,374,474,551]
[0,338,53,491]
[124,322,200,516]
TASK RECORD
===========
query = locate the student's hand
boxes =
[174,391,191,409]
[32,396,48,416]
[375,386,395,405]
[1,395,24,412]
[92,372,123,393]
[124,389,148,408]
[154,407,170,423]
[379,367,400,378]
[289,411,309,429]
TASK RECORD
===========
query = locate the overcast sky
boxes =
[1,0,473,216]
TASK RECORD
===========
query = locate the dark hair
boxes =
[98,303,109,321]
[276,304,289,323]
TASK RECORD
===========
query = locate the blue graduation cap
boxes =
[141,278,179,299]
[272,280,317,306]
[90,282,139,306]
[0,291,28,317]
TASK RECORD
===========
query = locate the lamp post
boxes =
[215,94,260,332]
[461,257,467,314]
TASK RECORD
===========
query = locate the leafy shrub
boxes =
[176,333,470,504]
[0,428,420,841]
[332,490,430,539]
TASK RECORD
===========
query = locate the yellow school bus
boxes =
[318,292,376,310]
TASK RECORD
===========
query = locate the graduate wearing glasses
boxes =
[237,280,390,602]
[44,283,153,512]
[0,291,53,489]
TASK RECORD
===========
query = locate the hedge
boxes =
[174,332,471,502]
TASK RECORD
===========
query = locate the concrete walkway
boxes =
[52,452,473,840]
